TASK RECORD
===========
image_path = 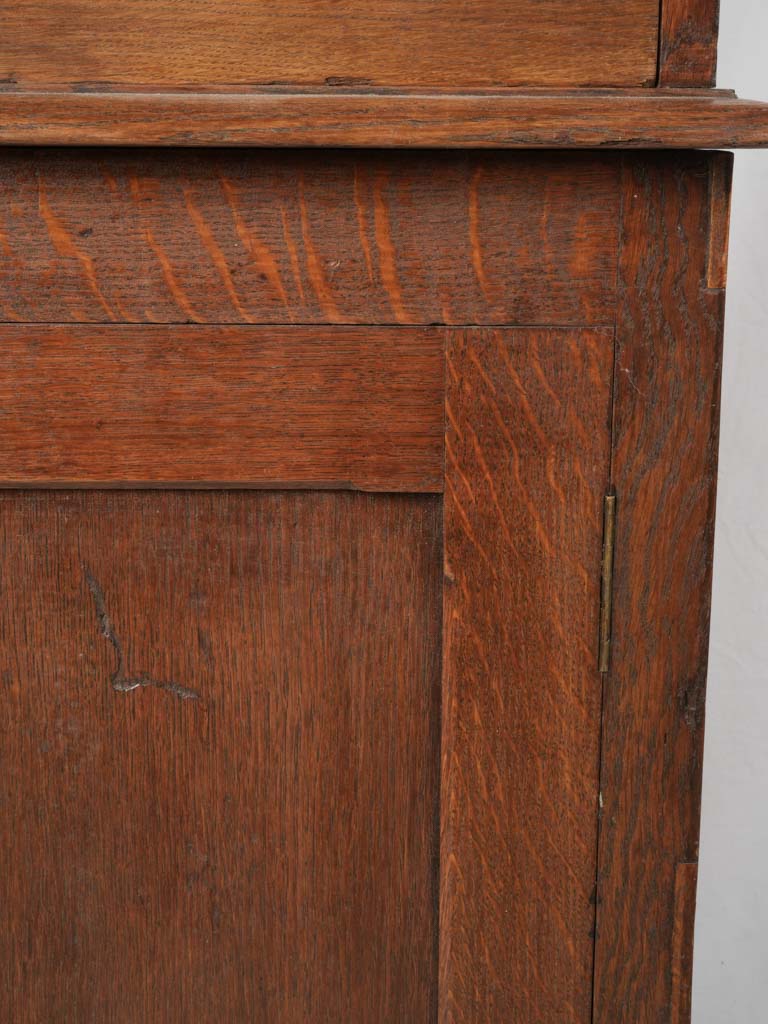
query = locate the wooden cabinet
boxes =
[1,3,766,1023]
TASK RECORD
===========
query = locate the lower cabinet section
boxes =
[0,150,730,1022]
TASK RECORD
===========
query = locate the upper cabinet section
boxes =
[4,0,767,151]
[0,0,661,90]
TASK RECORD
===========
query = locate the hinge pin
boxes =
[598,493,617,673]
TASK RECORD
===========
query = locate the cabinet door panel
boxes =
[0,490,441,1023]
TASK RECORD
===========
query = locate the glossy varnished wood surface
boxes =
[0,150,619,326]
[593,153,731,1024]
[2,88,768,149]
[0,0,659,89]
[0,490,442,1022]
[441,327,613,1022]
[659,0,720,87]
[0,325,443,490]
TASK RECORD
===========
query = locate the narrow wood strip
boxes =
[593,152,731,1023]
[671,862,699,1024]
[0,325,444,491]
[659,0,720,87]
[440,327,613,1022]
[0,150,620,326]
[707,156,733,289]
[0,89,767,148]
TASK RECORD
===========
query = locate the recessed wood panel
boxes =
[0,325,443,490]
[0,1,659,89]
[440,327,613,1021]
[0,150,620,326]
[0,489,441,1022]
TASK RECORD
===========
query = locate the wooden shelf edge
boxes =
[0,88,767,148]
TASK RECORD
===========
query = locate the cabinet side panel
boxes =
[440,328,613,1022]
[593,152,732,1023]
[0,490,441,1023]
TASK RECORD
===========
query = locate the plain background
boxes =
[692,2,768,1020]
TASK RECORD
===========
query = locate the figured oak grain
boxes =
[0,489,442,1023]
[0,0,659,89]
[3,89,768,149]
[0,325,443,491]
[0,149,620,326]
[440,327,613,1023]
[593,153,732,1024]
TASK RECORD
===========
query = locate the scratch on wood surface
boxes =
[84,564,199,701]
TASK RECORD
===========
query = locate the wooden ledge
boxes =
[1,88,768,149]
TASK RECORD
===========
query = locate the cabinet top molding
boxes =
[1,88,767,149]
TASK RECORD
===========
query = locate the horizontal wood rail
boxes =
[0,88,767,149]
[0,149,619,327]
[0,325,444,491]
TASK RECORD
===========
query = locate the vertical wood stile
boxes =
[440,327,614,1022]
[658,0,720,87]
[593,152,732,1023]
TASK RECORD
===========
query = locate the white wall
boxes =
[693,3,768,1021]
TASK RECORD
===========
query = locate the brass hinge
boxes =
[598,492,617,674]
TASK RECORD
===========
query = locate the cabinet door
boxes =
[0,326,610,1022]
[0,150,730,1023]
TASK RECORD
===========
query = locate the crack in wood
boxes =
[83,565,199,701]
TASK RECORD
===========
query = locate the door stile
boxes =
[439,326,615,1022]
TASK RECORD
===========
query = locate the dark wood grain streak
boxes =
[659,0,720,87]
[0,325,443,491]
[2,89,768,149]
[0,0,659,89]
[440,327,613,1023]
[0,489,442,1023]
[593,152,732,1024]
[0,150,619,326]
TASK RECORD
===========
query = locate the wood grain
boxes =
[0,489,442,1023]
[0,149,619,326]
[659,0,720,87]
[440,327,613,1022]
[0,325,443,490]
[2,88,768,149]
[593,152,732,1023]
[671,862,699,1024]
[0,0,659,89]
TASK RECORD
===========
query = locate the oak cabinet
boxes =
[1,3,766,1023]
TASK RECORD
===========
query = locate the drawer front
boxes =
[1,0,659,89]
